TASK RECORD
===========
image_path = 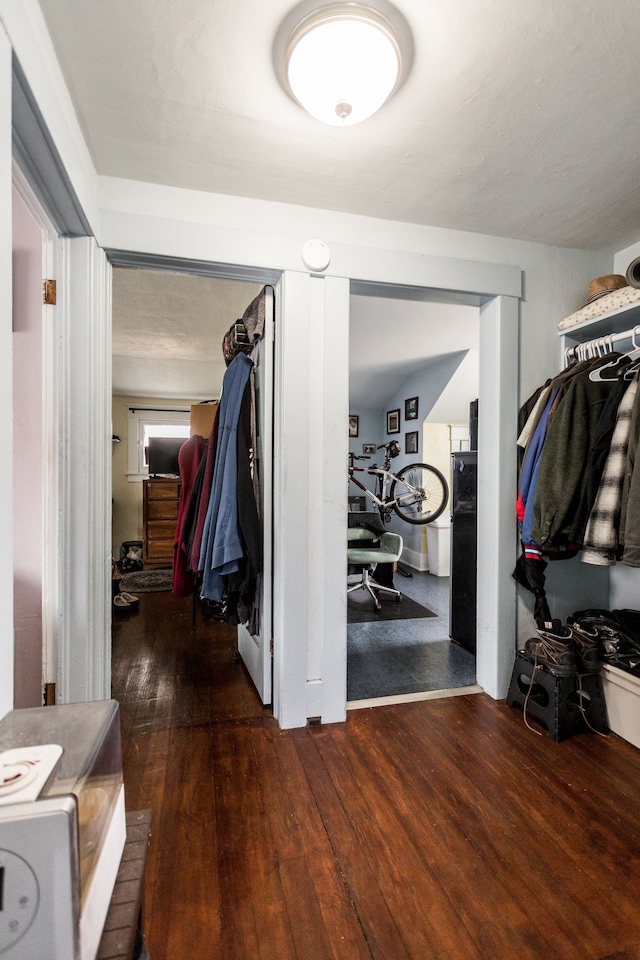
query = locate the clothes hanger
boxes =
[589,353,630,380]
[589,326,640,381]
[624,358,640,378]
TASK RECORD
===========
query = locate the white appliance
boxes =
[0,700,126,959]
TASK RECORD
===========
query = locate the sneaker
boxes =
[568,622,600,673]
[524,626,577,676]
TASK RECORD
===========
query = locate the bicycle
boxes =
[348,440,449,526]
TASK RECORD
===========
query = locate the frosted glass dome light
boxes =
[284,4,403,126]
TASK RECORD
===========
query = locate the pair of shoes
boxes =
[119,591,139,606]
[524,624,577,676]
[113,592,139,610]
[568,621,600,673]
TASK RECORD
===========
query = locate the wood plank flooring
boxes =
[112,590,640,960]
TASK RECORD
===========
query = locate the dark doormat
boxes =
[120,568,172,593]
[347,593,436,624]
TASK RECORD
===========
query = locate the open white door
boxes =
[237,286,274,703]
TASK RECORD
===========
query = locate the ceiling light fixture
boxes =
[276,1,412,126]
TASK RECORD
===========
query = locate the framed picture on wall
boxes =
[348,415,359,437]
[363,442,377,455]
[387,409,400,434]
[405,430,418,454]
[405,396,419,420]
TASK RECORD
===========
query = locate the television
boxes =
[147,436,185,477]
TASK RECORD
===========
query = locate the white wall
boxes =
[348,407,382,501]
[428,350,479,425]
[0,25,13,717]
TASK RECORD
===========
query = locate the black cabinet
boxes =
[450,451,477,654]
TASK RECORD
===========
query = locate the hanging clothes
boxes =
[171,434,206,597]
[187,404,220,573]
[514,355,625,624]
[529,355,624,549]
[581,376,639,565]
[620,378,640,566]
[199,352,253,601]
[178,438,208,567]
[224,371,263,632]
[567,371,632,544]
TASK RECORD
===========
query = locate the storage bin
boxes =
[426,514,451,577]
[600,664,640,750]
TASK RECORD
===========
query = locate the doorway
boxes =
[347,289,481,705]
[111,267,262,557]
[110,266,272,695]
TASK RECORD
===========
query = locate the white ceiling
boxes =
[38,0,640,252]
[41,0,640,404]
[111,268,262,399]
[349,294,478,408]
[112,265,478,407]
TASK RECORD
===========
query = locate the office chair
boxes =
[347,527,404,612]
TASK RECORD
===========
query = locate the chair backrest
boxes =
[378,532,403,560]
[347,526,379,543]
[347,530,403,565]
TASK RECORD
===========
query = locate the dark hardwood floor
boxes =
[112,590,640,960]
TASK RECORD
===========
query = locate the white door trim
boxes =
[57,237,112,704]
[12,161,60,701]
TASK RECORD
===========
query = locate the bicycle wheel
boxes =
[390,463,448,525]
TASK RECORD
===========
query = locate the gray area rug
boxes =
[120,568,172,593]
[347,592,436,624]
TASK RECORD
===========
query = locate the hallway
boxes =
[113,589,640,960]
[347,570,477,702]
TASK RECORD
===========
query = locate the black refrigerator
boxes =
[450,451,477,654]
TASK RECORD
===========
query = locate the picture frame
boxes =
[348,415,359,437]
[362,442,377,455]
[387,409,400,434]
[405,396,419,420]
[405,430,418,454]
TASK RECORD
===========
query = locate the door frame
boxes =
[11,162,58,706]
[237,285,275,704]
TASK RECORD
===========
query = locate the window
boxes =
[127,406,190,481]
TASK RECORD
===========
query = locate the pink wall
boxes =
[12,187,44,708]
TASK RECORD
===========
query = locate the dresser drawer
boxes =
[147,518,177,540]
[145,538,174,560]
[146,480,181,501]
[147,499,179,521]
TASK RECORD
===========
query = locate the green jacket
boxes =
[530,360,619,547]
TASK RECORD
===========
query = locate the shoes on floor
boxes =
[119,591,140,606]
[114,592,139,610]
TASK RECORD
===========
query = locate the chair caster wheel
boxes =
[394,595,401,604]
[374,603,382,613]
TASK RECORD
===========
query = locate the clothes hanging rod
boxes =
[565,324,640,366]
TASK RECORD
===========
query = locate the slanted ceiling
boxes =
[112,267,479,407]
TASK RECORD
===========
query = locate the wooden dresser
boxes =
[142,478,181,568]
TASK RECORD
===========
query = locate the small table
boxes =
[97,809,151,960]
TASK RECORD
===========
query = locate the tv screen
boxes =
[147,436,185,477]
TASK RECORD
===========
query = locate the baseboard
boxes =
[400,548,428,572]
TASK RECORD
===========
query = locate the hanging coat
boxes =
[171,434,206,597]
[199,353,253,601]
